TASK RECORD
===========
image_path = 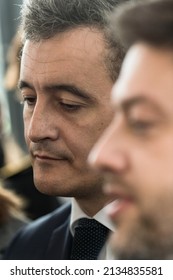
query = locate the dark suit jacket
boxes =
[4,203,73,259]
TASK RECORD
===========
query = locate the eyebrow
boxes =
[119,95,165,116]
[122,96,152,111]
[18,80,33,91]
[18,80,97,103]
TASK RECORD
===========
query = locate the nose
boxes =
[26,102,59,143]
[88,122,129,174]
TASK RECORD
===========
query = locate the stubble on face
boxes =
[100,45,173,260]
[109,196,173,260]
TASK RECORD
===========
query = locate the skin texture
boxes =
[20,27,114,216]
[89,43,173,259]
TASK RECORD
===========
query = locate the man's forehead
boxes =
[111,81,167,117]
[111,43,173,109]
[22,39,75,64]
[109,44,147,105]
[22,28,105,58]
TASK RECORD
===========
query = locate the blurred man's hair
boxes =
[108,0,173,51]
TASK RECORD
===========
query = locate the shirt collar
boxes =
[70,198,115,236]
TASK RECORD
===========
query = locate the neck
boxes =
[75,195,111,217]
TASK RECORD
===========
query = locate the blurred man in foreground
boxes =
[89,0,173,259]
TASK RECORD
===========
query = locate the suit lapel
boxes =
[46,215,73,259]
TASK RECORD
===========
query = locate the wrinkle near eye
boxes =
[60,98,86,106]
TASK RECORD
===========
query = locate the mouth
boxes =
[33,153,67,162]
[106,198,134,222]
[104,184,134,223]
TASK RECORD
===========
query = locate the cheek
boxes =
[24,129,30,147]
[23,115,30,143]
[136,174,173,225]
[131,140,173,179]
[23,107,30,126]
[128,147,171,211]
[66,125,104,162]
[137,150,173,187]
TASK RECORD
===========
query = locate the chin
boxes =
[35,185,57,196]
[109,217,173,260]
[33,177,58,196]
[34,176,74,197]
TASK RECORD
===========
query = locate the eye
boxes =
[59,100,84,112]
[21,96,37,106]
[129,119,154,134]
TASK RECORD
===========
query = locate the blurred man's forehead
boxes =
[111,43,173,114]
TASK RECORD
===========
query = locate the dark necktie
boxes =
[70,218,109,260]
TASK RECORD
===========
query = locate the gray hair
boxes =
[20,0,128,81]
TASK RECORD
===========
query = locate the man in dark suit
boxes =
[5,203,72,259]
[4,0,127,260]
